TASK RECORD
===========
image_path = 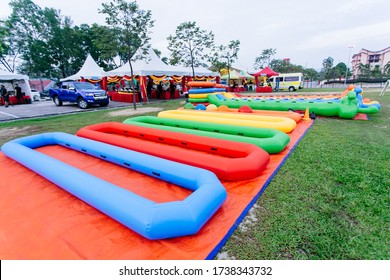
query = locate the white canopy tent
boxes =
[61,54,106,81]
[191,66,217,77]
[106,47,189,77]
[0,68,32,98]
[60,49,218,82]
[105,48,219,101]
[106,47,218,77]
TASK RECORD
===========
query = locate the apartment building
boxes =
[351,46,390,78]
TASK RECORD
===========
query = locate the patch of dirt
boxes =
[215,251,236,260]
[107,106,163,117]
[373,124,387,129]
[238,204,260,232]
[0,126,43,143]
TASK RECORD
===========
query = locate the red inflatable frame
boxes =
[76,122,270,181]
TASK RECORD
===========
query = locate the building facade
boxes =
[351,46,390,78]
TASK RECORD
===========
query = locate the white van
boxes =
[267,73,303,91]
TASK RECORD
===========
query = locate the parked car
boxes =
[49,81,109,109]
[30,89,40,101]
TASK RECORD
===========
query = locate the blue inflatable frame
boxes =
[1,132,227,240]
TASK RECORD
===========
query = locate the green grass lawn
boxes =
[0,91,388,260]
[219,91,390,260]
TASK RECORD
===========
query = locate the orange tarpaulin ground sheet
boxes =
[0,120,313,260]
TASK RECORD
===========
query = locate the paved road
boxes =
[0,98,136,122]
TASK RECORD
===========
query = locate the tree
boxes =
[254,48,276,70]
[322,57,333,70]
[328,67,341,84]
[384,61,390,76]
[0,22,6,56]
[100,0,154,109]
[167,21,214,78]
[37,8,81,79]
[371,65,382,78]
[322,57,334,81]
[334,62,347,79]
[5,1,64,81]
[357,63,371,79]
[269,59,303,73]
[2,0,45,73]
[302,68,319,88]
[5,1,80,79]
[209,40,240,86]
[76,23,120,70]
[3,0,120,79]
[0,20,15,72]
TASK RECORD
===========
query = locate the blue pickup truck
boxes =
[49,81,109,109]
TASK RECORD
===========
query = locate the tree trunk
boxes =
[191,64,195,79]
[227,58,231,88]
[39,74,44,94]
[129,61,137,110]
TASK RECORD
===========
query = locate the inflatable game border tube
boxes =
[188,93,210,99]
[124,116,290,154]
[188,88,225,94]
[188,98,209,103]
[178,106,302,123]
[1,132,227,240]
[76,122,270,181]
[187,81,216,88]
[158,110,297,133]
[208,92,378,118]
[217,108,302,123]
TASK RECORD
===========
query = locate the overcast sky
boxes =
[1,0,390,71]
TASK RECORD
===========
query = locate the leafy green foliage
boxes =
[99,0,154,63]
[2,0,136,78]
[167,21,214,77]
[322,56,334,70]
[321,57,345,81]
[209,40,240,84]
[269,59,303,73]
[254,48,276,70]
[303,68,319,83]
[384,62,390,75]
[335,62,347,78]
[0,19,14,72]
[99,0,154,109]
[357,63,372,79]
[371,65,382,78]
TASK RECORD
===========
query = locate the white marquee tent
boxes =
[0,68,32,98]
[61,54,106,81]
[106,47,217,77]
[60,48,218,80]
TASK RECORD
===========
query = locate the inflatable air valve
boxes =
[195,104,207,110]
[238,105,253,113]
[216,105,231,112]
[184,103,195,109]
[206,104,217,111]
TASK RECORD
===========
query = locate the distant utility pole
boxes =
[344,45,354,85]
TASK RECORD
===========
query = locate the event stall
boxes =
[220,69,254,92]
[105,47,218,102]
[59,49,219,103]
[251,66,278,92]
[0,69,33,105]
